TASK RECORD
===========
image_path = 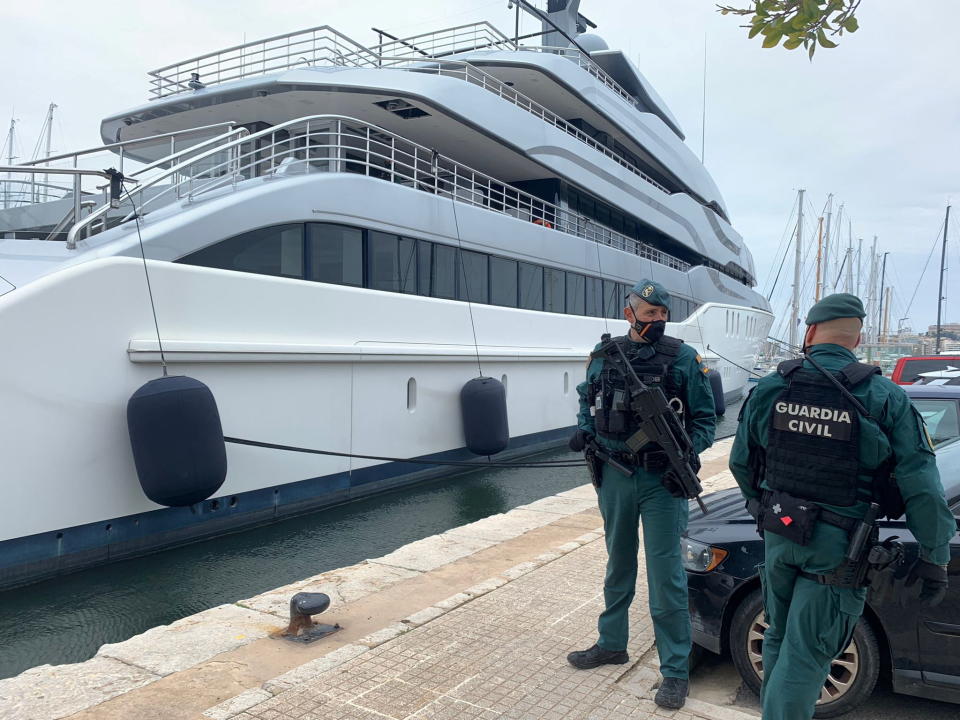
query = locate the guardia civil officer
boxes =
[567,279,716,709]
[730,293,955,720]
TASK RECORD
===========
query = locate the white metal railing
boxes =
[378,58,668,194]
[2,123,239,212]
[65,127,250,247]
[370,22,516,58]
[517,45,639,109]
[146,22,640,117]
[148,26,378,99]
[65,114,688,273]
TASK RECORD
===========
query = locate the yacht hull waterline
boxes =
[0,6,773,589]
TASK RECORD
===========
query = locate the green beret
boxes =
[805,293,866,325]
[629,279,670,309]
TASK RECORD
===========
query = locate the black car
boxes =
[684,438,960,717]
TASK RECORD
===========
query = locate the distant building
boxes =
[928,323,960,335]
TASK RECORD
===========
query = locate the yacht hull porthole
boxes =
[127,376,228,507]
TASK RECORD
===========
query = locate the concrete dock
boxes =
[1,439,756,720]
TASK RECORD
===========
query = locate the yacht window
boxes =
[519,262,544,311]
[307,223,363,287]
[458,250,489,304]
[417,241,433,297]
[490,256,519,308]
[603,280,620,319]
[368,231,417,294]
[566,273,586,316]
[432,243,457,299]
[178,224,304,279]
[544,268,565,313]
[585,277,603,318]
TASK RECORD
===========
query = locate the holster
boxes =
[584,449,604,489]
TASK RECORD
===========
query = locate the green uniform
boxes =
[577,335,716,678]
[730,343,956,720]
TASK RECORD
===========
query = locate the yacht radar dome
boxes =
[575,33,608,53]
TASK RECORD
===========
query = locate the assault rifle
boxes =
[593,334,708,514]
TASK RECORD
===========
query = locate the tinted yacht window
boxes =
[458,250,489,304]
[368,231,417,293]
[566,272,586,316]
[179,224,304,278]
[490,256,519,307]
[307,223,363,287]
[519,262,544,311]
[585,276,603,318]
[432,243,457,299]
[544,267,565,313]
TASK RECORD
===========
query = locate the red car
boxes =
[891,355,960,385]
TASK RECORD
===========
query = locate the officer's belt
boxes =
[608,449,670,472]
[760,491,858,534]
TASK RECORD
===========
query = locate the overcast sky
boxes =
[3,0,958,333]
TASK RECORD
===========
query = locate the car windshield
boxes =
[912,398,960,446]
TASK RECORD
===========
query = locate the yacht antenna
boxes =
[789,188,804,350]
[935,204,951,353]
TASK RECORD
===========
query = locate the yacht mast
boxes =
[877,251,888,344]
[936,204,951,353]
[856,237,863,297]
[790,188,804,349]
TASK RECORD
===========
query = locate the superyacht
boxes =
[0,0,773,588]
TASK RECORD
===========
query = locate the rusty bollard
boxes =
[281,592,341,643]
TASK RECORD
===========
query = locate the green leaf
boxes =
[817,28,838,48]
[762,30,783,48]
[842,16,859,32]
[783,36,804,49]
[748,23,765,39]
[808,42,816,60]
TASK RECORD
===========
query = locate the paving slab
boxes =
[96,604,280,677]
[369,533,499,573]
[0,656,158,720]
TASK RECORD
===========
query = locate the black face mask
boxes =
[632,319,666,343]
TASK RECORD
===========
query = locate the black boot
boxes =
[566,643,629,670]
[654,677,688,709]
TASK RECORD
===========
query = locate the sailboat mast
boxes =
[856,238,863,297]
[790,189,805,349]
[882,287,891,343]
[823,194,833,295]
[4,117,15,210]
[936,204,951,353]
[43,103,57,160]
[845,221,853,293]
[877,251,888,344]
[866,237,877,343]
[815,216,824,302]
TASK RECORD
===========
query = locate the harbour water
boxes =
[0,402,742,680]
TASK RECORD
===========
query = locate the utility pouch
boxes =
[760,491,821,546]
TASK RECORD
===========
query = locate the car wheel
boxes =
[728,587,880,718]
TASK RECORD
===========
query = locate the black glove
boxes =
[660,470,687,499]
[905,559,948,608]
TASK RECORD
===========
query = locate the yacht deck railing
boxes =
[370,22,517,58]
[65,114,689,273]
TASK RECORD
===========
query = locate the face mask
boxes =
[633,319,666,343]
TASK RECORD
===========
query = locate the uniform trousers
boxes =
[595,463,691,678]
[759,526,867,720]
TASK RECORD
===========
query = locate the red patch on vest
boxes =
[780,516,793,526]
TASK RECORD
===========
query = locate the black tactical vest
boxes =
[765,359,880,507]
[593,335,685,441]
